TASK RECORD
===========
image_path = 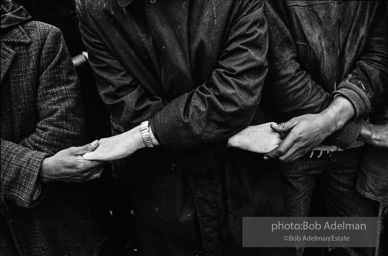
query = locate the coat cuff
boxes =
[2,143,48,212]
[149,114,177,151]
[333,80,372,118]
[15,150,47,209]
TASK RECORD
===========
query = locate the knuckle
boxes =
[68,146,77,152]
[84,144,92,151]
[279,157,288,162]
[78,162,89,170]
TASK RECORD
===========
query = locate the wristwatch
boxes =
[140,121,154,147]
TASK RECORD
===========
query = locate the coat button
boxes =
[149,0,156,3]
[170,163,176,170]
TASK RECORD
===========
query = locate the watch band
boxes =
[140,121,154,147]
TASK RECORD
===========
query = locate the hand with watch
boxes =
[82,121,158,161]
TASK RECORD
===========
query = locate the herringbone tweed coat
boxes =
[1,21,101,256]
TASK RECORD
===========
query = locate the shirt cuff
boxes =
[149,124,159,146]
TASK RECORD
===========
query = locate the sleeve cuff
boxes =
[149,112,190,152]
[26,152,47,207]
[149,117,164,148]
[333,80,372,118]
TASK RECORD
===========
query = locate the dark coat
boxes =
[76,0,272,255]
[0,21,101,256]
[263,0,388,148]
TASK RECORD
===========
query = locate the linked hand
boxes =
[82,126,145,161]
[228,122,283,153]
[265,97,356,162]
[40,140,104,183]
[264,114,335,162]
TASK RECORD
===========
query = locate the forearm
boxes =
[227,123,282,153]
[359,123,388,148]
[123,125,146,153]
[318,96,356,134]
[82,125,146,161]
[359,123,374,144]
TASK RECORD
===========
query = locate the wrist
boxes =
[149,125,159,146]
[128,125,146,151]
[227,135,238,148]
[320,96,355,133]
[359,123,373,143]
[40,156,54,183]
[140,121,159,147]
[228,130,246,149]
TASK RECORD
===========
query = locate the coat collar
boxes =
[1,24,31,44]
[0,42,15,83]
[1,25,31,83]
[117,0,135,8]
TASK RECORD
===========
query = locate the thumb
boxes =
[270,120,296,133]
[71,140,99,155]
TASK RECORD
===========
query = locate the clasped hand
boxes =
[264,113,338,162]
[228,122,283,153]
[40,140,104,183]
[40,126,145,183]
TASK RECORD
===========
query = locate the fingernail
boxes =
[263,156,268,160]
[90,140,98,147]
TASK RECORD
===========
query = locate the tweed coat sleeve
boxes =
[1,23,85,214]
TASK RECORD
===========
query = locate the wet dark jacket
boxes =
[76,0,270,255]
[263,0,388,147]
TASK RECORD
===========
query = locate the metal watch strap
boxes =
[140,121,154,147]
